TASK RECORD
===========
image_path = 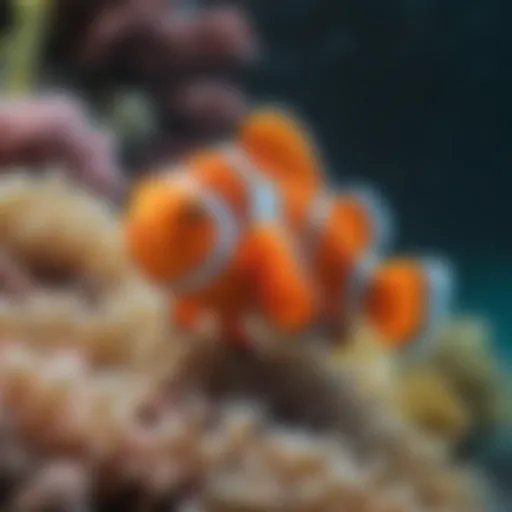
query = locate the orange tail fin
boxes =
[237,106,323,192]
[361,256,455,352]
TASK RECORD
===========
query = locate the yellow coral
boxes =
[396,367,471,443]
[330,323,398,402]
[329,318,507,447]
[430,317,510,430]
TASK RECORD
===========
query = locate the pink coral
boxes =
[0,94,125,200]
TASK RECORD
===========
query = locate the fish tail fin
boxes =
[362,256,455,352]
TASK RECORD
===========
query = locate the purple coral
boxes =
[48,0,259,163]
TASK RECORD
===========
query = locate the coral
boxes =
[329,324,398,401]
[396,367,471,444]
[0,0,259,167]
[49,0,257,78]
[0,169,486,510]
[330,319,510,449]
[428,317,511,434]
[0,171,170,370]
[0,3,496,509]
[0,340,485,511]
[0,95,125,199]
[0,171,125,282]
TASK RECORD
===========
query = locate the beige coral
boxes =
[0,170,488,510]
[0,170,130,286]
[0,340,484,511]
[329,319,510,448]
[0,171,174,371]
[430,317,511,430]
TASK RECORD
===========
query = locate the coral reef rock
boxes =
[0,170,487,511]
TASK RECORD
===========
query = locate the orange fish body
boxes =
[307,190,453,351]
[124,107,454,351]
[125,108,322,345]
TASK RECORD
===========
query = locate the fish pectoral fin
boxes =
[237,106,323,191]
[363,257,455,351]
[249,223,316,334]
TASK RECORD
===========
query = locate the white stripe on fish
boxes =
[165,187,241,295]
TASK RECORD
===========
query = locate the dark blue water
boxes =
[461,259,511,360]
[245,0,512,357]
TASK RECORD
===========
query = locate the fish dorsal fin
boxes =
[237,106,323,192]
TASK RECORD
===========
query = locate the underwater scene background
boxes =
[0,0,509,510]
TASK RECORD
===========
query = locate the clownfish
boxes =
[124,107,454,351]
